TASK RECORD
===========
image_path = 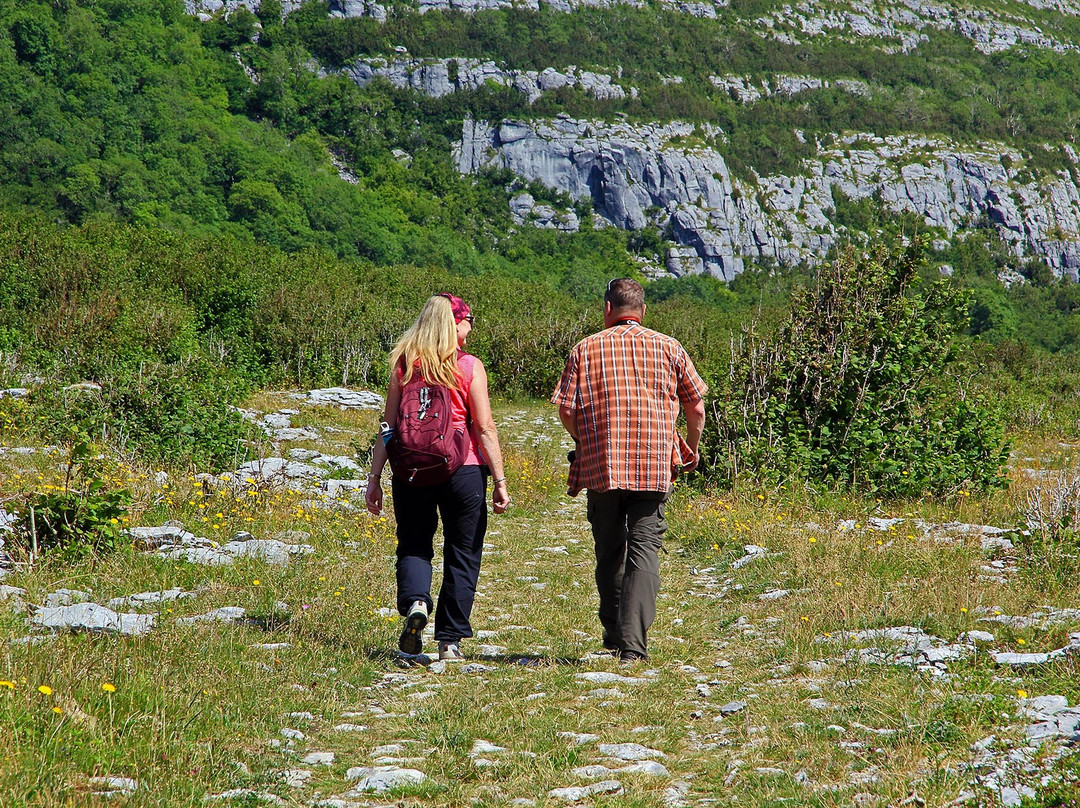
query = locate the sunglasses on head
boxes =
[607,277,632,294]
[463,314,475,324]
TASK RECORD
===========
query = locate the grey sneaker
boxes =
[399,600,428,655]
[438,641,465,662]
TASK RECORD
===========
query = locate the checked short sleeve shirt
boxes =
[551,322,707,495]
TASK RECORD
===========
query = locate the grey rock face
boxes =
[457,116,1080,280]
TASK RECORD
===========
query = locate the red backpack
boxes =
[387,370,470,486]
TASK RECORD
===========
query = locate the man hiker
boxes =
[552,278,707,664]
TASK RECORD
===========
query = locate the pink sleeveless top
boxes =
[453,352,483,467]
[400,351,483,467]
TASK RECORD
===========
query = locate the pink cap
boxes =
[439,293,472,324]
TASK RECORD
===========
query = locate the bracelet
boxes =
[493,477,507,484]
[368,473,381,480]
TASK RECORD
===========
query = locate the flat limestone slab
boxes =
[31,603,155,636]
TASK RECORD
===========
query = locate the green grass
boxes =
[0,400,1078,806]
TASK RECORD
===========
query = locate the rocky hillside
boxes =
[186,0,1080,281]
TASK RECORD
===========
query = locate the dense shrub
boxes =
[26,359,257,471]
[10,424,131,560]
[704,242,1010,496]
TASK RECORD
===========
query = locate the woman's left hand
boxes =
[492,480,510,514]
[365,478,384,515]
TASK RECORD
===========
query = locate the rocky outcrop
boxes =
[347,58,633,103]
[510,193,580,230]
[187,0,727,20]
[187,0,1080,55]
[186,0,381,19]
[756,0,1080,55]
[710,74,871,103]
[456,116,1080,279]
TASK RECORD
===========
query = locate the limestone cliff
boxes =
[456,117,1080,280]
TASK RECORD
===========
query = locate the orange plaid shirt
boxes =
[552,322,707,494]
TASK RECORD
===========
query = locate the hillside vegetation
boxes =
[2,4,1080,805]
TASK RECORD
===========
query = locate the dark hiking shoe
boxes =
[617,649,648,667]
[399,600,428,655]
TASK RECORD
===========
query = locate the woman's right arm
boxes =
[365,372,402,515]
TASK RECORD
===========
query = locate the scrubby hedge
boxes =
[704,242,1011,496]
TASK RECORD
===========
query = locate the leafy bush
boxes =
[26,360,257,471]
[705,242,1010,496]
[11,424,130,560]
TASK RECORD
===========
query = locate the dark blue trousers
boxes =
[392,465,487,642]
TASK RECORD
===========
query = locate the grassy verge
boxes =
[0,399,1077,806]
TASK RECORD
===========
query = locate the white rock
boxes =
[177,607,247,625]
[345,766,426,792]
[31,603,155,636]
[89,776,138,794]
[301,751,335,765]
[718,701,747,716]
[204,789,285,804]
[470,739,508,756]
[558,732,599,745]
[758,589,790,601]
[576,672,646,686]
[597,742,665,761]
[548,780,623,801]
[278,769,312,788]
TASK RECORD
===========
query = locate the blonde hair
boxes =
[389,295,463,390]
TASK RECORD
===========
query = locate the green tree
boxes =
[706,241,1010,496]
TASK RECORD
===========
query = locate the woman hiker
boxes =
[365,294,510,661]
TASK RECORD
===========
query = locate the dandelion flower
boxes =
[253,579,261,586]
[52,706,62,715]
[102,683,116,693]
[1018,689,1028,699]
[1017,639,1026,645]
[0,681,13,690]
[960,607,968,614]
[37,685,52,696]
